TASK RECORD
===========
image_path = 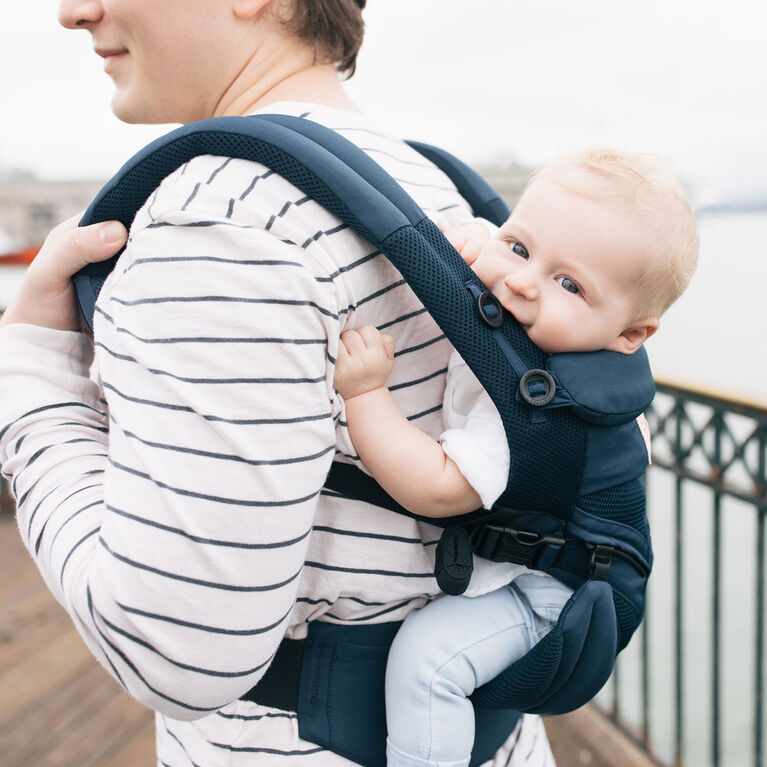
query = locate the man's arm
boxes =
[0,159,340,719]
[335,326,482,518]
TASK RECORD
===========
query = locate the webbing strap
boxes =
[324,462,497,528]
[240,638,304,711]
[465,281,529,378]
[406,140,510,225]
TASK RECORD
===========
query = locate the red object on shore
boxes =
[0,246,40,265]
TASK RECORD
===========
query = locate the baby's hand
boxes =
[443,221,491,267]
[335,326,395,399]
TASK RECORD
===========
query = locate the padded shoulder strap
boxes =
[77,115,419,325]
[76,114,586,513]
[406,140,510,226]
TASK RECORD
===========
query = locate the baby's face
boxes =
[470,177,650,354]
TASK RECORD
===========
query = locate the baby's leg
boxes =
[384,583,557,767]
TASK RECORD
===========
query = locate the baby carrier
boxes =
[75,114,654,766]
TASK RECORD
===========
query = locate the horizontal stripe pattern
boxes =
[0,103,550,765]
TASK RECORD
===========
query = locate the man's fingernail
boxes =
[99,222,125,244]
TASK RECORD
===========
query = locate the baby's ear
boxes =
[605,317,659,355]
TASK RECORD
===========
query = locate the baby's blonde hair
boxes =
[529,149,699,319]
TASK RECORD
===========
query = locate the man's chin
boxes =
[110,91,175,125]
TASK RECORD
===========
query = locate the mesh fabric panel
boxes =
[406,220,588,512]
[577,477,648,535]
[612,590,642,651]
[576,478,649,650]
[91,275,107,297]
[472,629,563,709]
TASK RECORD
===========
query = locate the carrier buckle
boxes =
[586,543,650,580]
[474,524,565,568]
[588,544,614,580]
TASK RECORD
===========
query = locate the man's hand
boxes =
[0,215,127,332]
[334,326,395,400]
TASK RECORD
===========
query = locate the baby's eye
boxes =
[511,242,529,259]
[557,276,580,294]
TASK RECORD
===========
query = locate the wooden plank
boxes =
[0,521,28,577]
[0,622,95,721]
[0,515,157,766]
[0,661,121,766]
[34,686,154,767]
[0,549,42,606]
[544,707,660,767]
[99,714,156,767]
[0,584,72,670]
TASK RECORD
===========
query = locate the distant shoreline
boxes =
[696,201,767,215]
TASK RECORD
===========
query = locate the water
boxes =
[646,210,767,405]
[592,209,767,767]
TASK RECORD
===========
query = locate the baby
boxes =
[333,149,698,767]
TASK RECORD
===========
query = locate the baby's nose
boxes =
[505,272,539,301]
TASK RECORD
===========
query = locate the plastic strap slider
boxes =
[473,524,565,568]
[519,369,556,407]
[587,543,650,580]
[477,290,504,328]
[588,544,614,580]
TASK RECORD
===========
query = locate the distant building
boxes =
[0,224,16,253]
[0,177,104,251]
[0,162,532,255]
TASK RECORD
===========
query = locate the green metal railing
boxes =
[596,380,767,767]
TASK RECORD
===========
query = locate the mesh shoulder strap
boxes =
[76,114,586,512]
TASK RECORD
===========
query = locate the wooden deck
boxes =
[0,511,653,767]
[0,513,155,766]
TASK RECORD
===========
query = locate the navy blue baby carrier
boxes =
[75,114,654,766]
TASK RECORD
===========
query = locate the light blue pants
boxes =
[385,573,573,767]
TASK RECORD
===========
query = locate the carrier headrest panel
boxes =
[548,347,655,425]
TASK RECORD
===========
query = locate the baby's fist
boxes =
[443,221,491,267]
[334,326,395,399]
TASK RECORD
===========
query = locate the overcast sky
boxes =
[1,1,765,203]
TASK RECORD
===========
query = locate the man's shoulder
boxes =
[128,105,473,235]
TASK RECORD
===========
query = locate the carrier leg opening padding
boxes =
[471,580,617,715]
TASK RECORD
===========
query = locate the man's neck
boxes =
[213,44,359,118]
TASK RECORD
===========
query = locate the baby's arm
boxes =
[335,327,482,517]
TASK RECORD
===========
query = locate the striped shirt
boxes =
[0,102,555,766]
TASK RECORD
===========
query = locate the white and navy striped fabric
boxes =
[0,103,555,766]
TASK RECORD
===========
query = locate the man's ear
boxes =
[605,317,659,355]
[233,0,273,20]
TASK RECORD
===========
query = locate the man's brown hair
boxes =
[282,0,366,78]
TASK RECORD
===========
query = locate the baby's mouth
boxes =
[501,303,528,328]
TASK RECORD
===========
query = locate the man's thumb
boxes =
[96,221,128,249]
[64,221,127,271]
